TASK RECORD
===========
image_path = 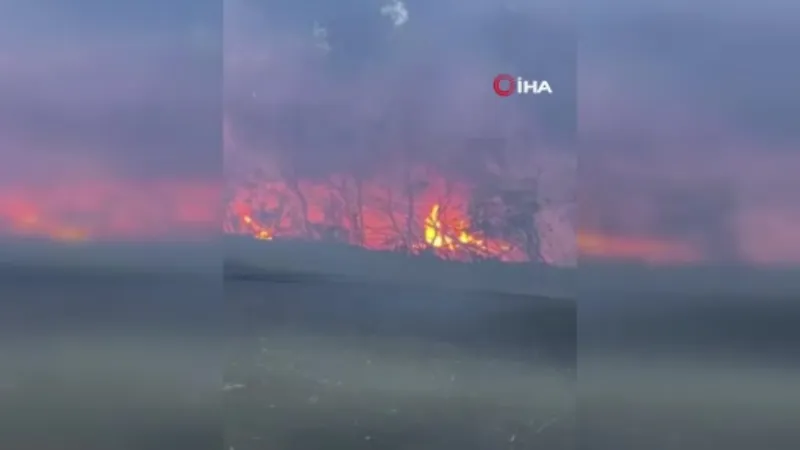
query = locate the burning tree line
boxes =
[225,157,546,263]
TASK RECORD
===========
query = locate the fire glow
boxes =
[578,231,702,264]
[224,165,700,265]
[224,167,530,263]
[0,179,218,241]
[0,174,702,265]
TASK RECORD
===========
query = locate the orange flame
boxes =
[225,166,705,265]
[420,204,514,256]
[224,169,529,262]
[0,173,702,265]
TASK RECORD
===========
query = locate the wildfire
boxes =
[241,214,273,241]
[224,166,709,265]
[0,179,219,242]
[0,173,704,265]
[422,204,488,250]
[224,169,530,262]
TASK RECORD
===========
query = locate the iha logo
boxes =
[493,74,552,97]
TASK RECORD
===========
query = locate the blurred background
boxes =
[579,1,800,448]
[0,1,222,449]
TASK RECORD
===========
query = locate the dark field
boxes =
[225,268,576,450]
[0,267,222,450]
[0,259,575,450]
[580,291,800,450]
[2,256,799,450]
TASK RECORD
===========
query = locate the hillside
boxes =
[3,236,797,298]
[223,236,573,298]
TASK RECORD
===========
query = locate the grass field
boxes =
[2,240,797,449]
[225,271,576,450]
[580,290,800,450]
[0,266,221,450]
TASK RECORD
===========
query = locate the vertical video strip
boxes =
[0,2,223,450]
[579,3,800,449]
[223,1,576,449]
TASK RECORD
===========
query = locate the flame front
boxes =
[0,174,704,265]
[224,169,530,262]
[241,214,273,241]
[224,166,708,265]
[421,204,495,253]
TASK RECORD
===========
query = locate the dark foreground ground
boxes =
[580,292,800,450]
[2,261,799,450]
[225,269,577,450]
[0,267,222,450]
[0,263,575,450]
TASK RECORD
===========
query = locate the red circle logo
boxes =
[493,74,515,97]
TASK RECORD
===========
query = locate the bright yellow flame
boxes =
[423,204,485,250]
[424,205,445,247]
[224,175,529,263]
[242,215,272,240]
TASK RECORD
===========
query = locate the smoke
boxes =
[6,0,782,264]
[580,8,800,264]
[312,21,331,53]
[0,0,222,244]
[224,0,576,263]
[222,0,800,265]
[380,0,409,27]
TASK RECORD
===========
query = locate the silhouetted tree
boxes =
[469,176,543,262]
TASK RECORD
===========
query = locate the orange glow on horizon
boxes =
[224,169,530,262]
[578,231,702,264]
[0,174,703,265]
[0,179,219,241]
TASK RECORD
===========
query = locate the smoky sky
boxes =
[2,0,798,263]
[0,0,222,183]
[224,0,800,264]
[224,0,576,177]
[224,0,578,262]
[580,2,800,263]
